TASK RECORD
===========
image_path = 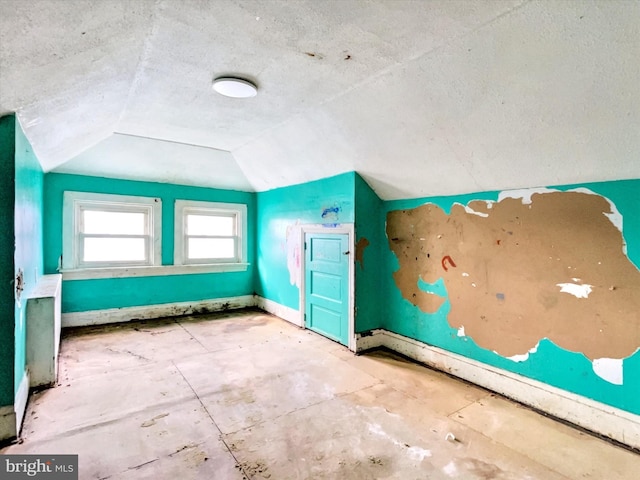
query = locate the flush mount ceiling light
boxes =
[212,77,258,98]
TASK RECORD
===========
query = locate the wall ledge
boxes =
[61,263,250,280]
[355,329,640,450]
[62,295,256,327]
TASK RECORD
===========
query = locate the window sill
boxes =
[60,263,250,280]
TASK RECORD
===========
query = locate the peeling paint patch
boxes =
[592,358,623,385]
[355,237,370,269]
[572,187,624,238]
[506,342,539,362]
[387,190,640,360]
[463,205,489,217]
[500,187,625,241]
[556,282,593,298]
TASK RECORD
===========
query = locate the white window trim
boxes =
[174,200,247,266]
[62,191,162,271]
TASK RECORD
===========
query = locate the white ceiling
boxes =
[1,0,638,199]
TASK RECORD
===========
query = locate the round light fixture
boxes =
[212,77,258,98]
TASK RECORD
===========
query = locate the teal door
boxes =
[305,233,350,346]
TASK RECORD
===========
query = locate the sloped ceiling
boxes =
[1,0,638,199]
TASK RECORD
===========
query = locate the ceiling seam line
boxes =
[111,131,231,153]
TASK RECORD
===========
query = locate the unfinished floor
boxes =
[2,309,638,479]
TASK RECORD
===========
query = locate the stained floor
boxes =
[2,309,638,479]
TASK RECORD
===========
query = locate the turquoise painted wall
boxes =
[14,118,44,394]
[44,174,255,312]
[0,116,17,407]
[354,174,383,333]
[255,172,355,310]
[381,179,640,415]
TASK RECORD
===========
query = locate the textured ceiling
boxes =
[1,0,639,199]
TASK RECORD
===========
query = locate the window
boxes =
[175,200,247,265]
[63,192,161,269]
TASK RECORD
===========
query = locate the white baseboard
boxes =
[62,295,256,327]
[356,329,640,450]
[255,296,302,327]
[355,329,386,352]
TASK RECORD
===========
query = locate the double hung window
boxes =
[174,200,246,265]
[62,192,161,269]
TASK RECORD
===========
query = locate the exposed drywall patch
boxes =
[592,358,623,385]
[500,187,625,240]
[556,282,593,298]
[286,220,302,287]
[386,190,640,362]
[355,237,370,269]
[572,187,624,236]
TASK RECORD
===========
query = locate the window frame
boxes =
[174,200,247,266]
[62,191,162,270]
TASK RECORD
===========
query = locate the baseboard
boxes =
[356,329,640,450]
[254,296,302,327]
[355,329,386,352]
[62,295,256,327]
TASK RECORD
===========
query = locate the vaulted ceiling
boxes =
[1,0,638,199]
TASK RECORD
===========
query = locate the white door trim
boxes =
[299,224,356,351]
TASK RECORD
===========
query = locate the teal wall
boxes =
[381,179,640,415]
[255,172,355,310]
[0,116,17,407]
[44,174,255,313]
[0,115,44,407]
[354,174,383,333]
[14,118,44,394]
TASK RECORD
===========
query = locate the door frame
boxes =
[299,223,355,352]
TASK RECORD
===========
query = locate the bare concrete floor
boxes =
[2,309,638,479]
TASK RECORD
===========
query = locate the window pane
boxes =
[187,214,234,236]
[188,238,235,259]
[83,238,146,262]
[83,210,146,235]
